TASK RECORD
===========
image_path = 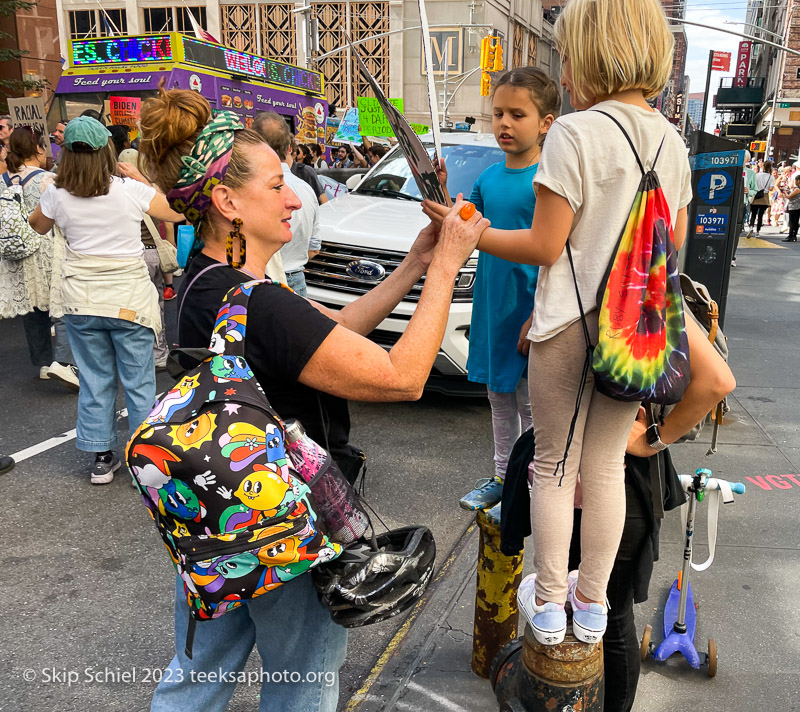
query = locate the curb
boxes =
[343,518,480,712]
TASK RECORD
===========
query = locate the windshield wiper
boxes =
[356,187,423,202]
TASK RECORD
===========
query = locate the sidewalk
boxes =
[342,225,800,712]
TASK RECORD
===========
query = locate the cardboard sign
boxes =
[357,97,403,137]
[7,97,52,157]
[348,35,447,205]
[109,96,141,140]
[333,108,361,144]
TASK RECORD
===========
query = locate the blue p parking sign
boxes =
[697,171,734,205]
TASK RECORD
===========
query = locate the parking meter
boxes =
[683,132,745,329]
[684,133,745,327]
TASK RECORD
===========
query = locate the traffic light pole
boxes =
[701,50,713,133]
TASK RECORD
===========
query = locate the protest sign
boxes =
[109,96,141,140]
[7,97,52,157]
[333,108,361,144]
[357,97,403,137]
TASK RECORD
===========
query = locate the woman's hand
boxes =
[626,407,656,457]
[432,194,489,270]
[408,221,441,270]
[517,312,533,355]
[421,198,453,230]
[118,161,151,186]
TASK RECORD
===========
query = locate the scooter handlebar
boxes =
[678,474,746,495]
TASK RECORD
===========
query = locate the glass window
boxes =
[176,6,208,33]
[143,7,173,34]
[97,8,128,36]
[69,10,98,39]
[357,142,505,202]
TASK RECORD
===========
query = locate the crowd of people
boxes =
[0,0,742,711]
[742,157,800,242]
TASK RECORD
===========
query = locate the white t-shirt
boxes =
[279,163,321,273]
[39,177,156,258]
[530,100,693,341]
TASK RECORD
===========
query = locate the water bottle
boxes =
[283,418,369,544]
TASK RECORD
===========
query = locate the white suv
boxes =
[306,131,504,394]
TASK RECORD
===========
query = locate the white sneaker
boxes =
[46,361,80,390]
[518,573,568,646]
[39,366,50,380]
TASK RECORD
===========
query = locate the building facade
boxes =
[687,91,704,129]
[0,0,61,110]
[52,0,560,131]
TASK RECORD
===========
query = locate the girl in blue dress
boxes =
[459,67,561,522]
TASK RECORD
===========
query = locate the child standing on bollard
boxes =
[425,0,692,646]
[457,68,561,524]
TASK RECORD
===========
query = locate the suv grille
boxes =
[306,241,475,303]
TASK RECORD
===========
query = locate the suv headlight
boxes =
[453,257,478,303]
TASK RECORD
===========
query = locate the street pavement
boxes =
[0,281,494,710]
[1,225,798,712]
[342,225,800,712]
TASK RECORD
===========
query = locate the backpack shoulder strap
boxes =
[19,169,45,187]
[1,172,14,187]
[592,110,668,174]
[212,278,274,357]
[177,262,228,328]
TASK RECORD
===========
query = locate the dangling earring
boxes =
[226,218,246,268]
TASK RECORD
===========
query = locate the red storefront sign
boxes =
[735,41,752,87]
[711,51,731,72]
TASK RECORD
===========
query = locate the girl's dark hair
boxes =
[763,161,773,173]
[309,143,323,157]
[107,124,130,156]
[55,141,118,198]
[5,127,45,173]
[493,67,561,144]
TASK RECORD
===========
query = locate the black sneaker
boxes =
[91,453,120,485]
[0,455,14,475]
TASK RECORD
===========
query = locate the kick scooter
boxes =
[640,468,745,677]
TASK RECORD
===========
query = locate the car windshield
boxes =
[356,141,505,201]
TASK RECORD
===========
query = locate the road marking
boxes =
[10,408,128,463]
[738,236,787,249]
[405,682,472,711]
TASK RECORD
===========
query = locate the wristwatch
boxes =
[646,423,668,452]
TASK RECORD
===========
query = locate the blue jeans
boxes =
[151,574,348,712]
[285,270,307,297]
[64,314,156,451]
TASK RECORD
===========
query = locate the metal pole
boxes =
[345,0,352,109]
[701,50,713,134]
[442,38,450,128]
[765,0,792,161]
[665,17,800,58]
[472,510,523,678]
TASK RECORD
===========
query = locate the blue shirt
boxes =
[466,162,539,392]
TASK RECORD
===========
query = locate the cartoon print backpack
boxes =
[0,170,44,260]
[567,111,690,406]
[126,279,342,655]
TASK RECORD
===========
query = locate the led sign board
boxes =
[182,38,323,94]
[72,36,173,65]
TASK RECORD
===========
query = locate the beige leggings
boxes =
[528,315,640,604]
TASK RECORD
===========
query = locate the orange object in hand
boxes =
[459,202,476,220]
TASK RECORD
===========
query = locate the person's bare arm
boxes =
[299,200,489,400]
[627,315,735,456]
[673,206,688,251]
[423,184,574,266]
[29,205,55,234]
[146,191,184,222]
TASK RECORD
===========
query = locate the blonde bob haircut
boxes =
[555,0,674,104]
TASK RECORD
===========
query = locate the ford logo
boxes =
[346,259,386,283]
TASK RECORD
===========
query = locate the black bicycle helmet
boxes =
[312,525,436,628]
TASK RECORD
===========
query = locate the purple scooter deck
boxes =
[653,577,701,668]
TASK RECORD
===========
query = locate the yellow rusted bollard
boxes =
[472,509,523,678]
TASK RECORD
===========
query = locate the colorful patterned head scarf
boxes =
[166,112,243,224]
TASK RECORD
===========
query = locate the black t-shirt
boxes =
[177,253,351,460]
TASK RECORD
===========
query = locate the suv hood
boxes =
[319,193,430,253]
